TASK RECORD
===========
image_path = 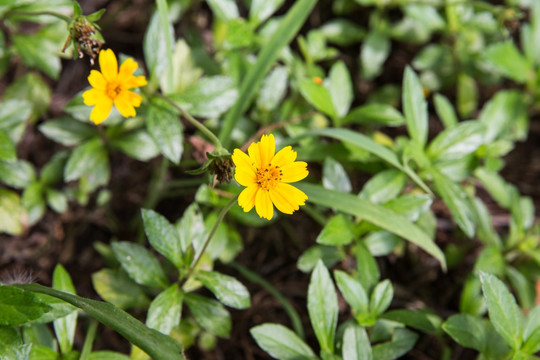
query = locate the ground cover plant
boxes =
[2,0,540,359]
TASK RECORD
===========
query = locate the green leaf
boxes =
[0,286,52,325]
[480,272,524,350]
[299,78,338,119]
[40,152,68,185]
[12,284,185,360]
[297,183,446,270]
[87,351,131,360]
[370,280,393,316]
[256,66,288,111]
[359,169,407,204]
[474,168,514,209]
[343,104,405,126]
[478,90,526,143]
[0,159,35,189]
[433,94,458,128]
[297,245,344,273]
[142,208,183,269]
[52,265,77,354]
[308,260,338,354]
[456,72,478,118]
[320,18,364,46]
[163,39,203,94]
[0,189,24,235]
[342,323,372,360]
[361,30,390,80]
[485,41,531,83]
[383,194,432,222]
[334,270,369,314]
[22,182,45,226]
[250,323,316,360]
[442,314,485,352]
[45,189,68,214]
[170,76,238,118]
[287,128,431,194]
[111,242,169,289]
[322,157,352,193]
[371,328,418,360]
[219,0,317,146]
[381,310,442,334]
[0,99,31,143]
[144,10,174,88]
[64,138,108,182]
[250,0,285,25]
[39,117,97,146]
[13,34,61,79]
[427,121,485,162]
[363,231,401,257]
[146,284,183,335]
[207,0,239,20]
[523,306,540,354]
[0,130,15,161]
[506,266,535,310]
[196,270,250,309]
[316,214,355,246]
[110,130,159,161]
[0,326,22,347]
[146,99,184,165]
[92,269,149,309]
[431,169,475,238]
[3,73,51,123]
[329,60,353,118]
[184,293,231,338]
[402,66,428,147]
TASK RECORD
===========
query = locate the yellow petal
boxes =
[118,58,138,82]
[99,49,118,82]
[281,161,308,183]
[273,183,307,211]
[82,88,107,105]
[125,75,148,89]
[248,141,262,169]
[238,185,258,212]
[89,97,113,124]
[88,70,106,90]
[234,167,256,186]
[258,133,275,167]
[114,91,137,118]
[255,189,273,220]
[271,146,297,168]
[232,149,256,173]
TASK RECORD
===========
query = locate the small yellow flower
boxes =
[82,49,147,124]
[232,134,308,220]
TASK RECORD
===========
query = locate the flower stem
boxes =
[181,194,238,285]
[79,319,98,360]
[157,93,225,152]
[4,10,71,22]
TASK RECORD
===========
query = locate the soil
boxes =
[1,1,538,359]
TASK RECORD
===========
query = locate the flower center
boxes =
[255,164,282,190]
[106,81,123,99]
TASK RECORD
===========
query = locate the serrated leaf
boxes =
[196,270,250,309]
[111,242,169,289]
[0,286,52,325]
[316,214,355,246]
[308,260,338,354]
[146,284,183,335]
[52,265,77,354]
[184,293,231,338]
[146,99,184,164]
[250,323,316,360]
[402,66,428,147]
[442,314,485,352]
[142,208,183,269]
[480,272,524,350]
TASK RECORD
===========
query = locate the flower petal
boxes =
[258,133,275,167]
[255,189,273,220]
[99,49,118,82]
[82,88,107,105]
[232,149,256,173]
[88,70,107,90]
[248,141,262,169]
[118,58,138,81]
[271,146,297,168]
[114,91,139,118]
[281,161,308,183]
[272,183,307,212]
[238,185,258,212]
[89,97,113,124]
[234,167,256,186]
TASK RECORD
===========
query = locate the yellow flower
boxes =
[82,49,147,124]
[232,134,308,220]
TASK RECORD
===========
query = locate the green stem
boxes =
[229,261,305,340]
[79,319,98,360]
[4,10,71,22]
[157,93,225,151]
[181,194,238,285]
